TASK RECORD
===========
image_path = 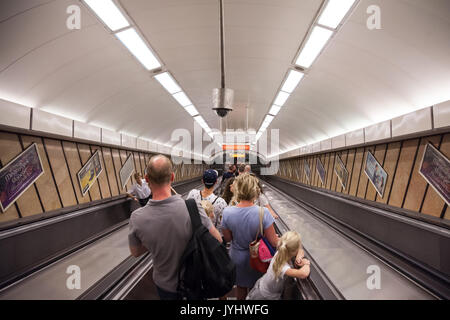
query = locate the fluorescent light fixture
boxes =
[172,91,192,107]
[295,26,333,68]
[318,0,356,29]
[184,105,199,116]
[269,105,282,116]
[274,91,290,107]
[261,115,274,129]
[194,115,209,129]
[154,72,181,94]
[256,132,263,141]
[281,70,304,93]
[172,92,192,107]
[115,28,161,70]
[84,0,130,31]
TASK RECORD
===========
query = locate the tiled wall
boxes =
[276,133,450,220]
[0,131,206,224]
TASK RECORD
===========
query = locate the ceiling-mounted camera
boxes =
[212,87,234,118]
[212,1,234,119]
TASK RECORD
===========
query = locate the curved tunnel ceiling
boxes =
[0,0,449,153]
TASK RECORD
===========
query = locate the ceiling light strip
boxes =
[154,71,202,120]
[115,28,161,70]
[83,0,130,32]
[256,0,359,142]
[256,69,304,139]
[83,0,162,71]
[317,0,357,29]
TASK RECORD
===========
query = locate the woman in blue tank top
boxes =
[222,173,279,300]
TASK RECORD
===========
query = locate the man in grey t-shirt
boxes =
[128,155,222,300]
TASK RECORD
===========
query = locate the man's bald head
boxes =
[244,165,251,173]
[146,154,173,186]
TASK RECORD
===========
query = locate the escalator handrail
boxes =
[271,203,344,300]
[263,178,447,299]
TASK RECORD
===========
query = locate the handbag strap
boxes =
[254,206,264,242]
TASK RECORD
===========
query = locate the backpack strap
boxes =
[185,199,202,233]
[211,196,219,205]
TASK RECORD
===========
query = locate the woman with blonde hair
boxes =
[222,173,279,300]
[247,231,310,300]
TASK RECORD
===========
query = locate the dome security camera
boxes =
[214,107,232,118]
[212,88,233,118]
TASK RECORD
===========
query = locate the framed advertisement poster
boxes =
[0,143,44,212]
[316,158,326,186]
[77,150,103,196]
[364,151,388,198]
[334,154,349,190]
[304,160,311,183]
[419,143,450,205]
[119,154,134,189]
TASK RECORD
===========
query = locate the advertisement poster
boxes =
[364,151,388,198]
[0,143,44,212]
[304,160,311,183]
[119,154,134,189]
[77,150,103,196]
[334,154,349,190]
[419,143,450,205]
[316,158,326,186]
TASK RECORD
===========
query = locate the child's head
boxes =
[273,231,302,277]
[201,200,214,220]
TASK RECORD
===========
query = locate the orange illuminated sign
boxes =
[222,145,250,151]
[231,154,246,158]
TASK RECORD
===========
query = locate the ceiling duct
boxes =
[212,0,234,118]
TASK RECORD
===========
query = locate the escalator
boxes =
[0,178,202,300]
[261,178,449,300]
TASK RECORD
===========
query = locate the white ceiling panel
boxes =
[272,0,450,150]
[0,0,448,153]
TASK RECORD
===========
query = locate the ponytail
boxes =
[272,231,302,278]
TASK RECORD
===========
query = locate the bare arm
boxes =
[263,224,279,248]
[129,244,148,257]
[265,204,278,219]
[222,228,233,243]
[126,193,138,201]
[209,225,223,243]
[295,249,305,266]
[285,264,310,279]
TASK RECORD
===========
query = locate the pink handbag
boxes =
[249,207,275,273]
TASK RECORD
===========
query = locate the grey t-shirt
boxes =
[128,194,213,292]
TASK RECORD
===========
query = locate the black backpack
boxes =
[177,199,236,299]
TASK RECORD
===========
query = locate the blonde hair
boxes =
[273,231,302,278]
[233,173,260,202]
[200,200,214,220]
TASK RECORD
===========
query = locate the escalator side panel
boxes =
[0,199,133,288]
[263,176,450,280]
